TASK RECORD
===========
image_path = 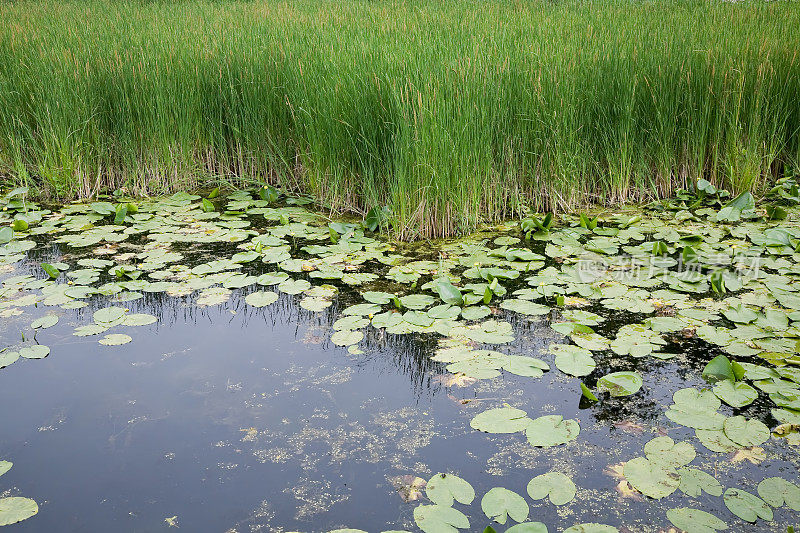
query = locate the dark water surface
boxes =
[1,239,797,533]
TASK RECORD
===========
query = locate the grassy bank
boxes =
[0,0,798,238]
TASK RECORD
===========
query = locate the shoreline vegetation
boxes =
[0,0,798,239]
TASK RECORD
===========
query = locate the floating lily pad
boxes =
[666,507,727,533]
[99,334,132,346]
[562,524,618,533]
[712,380,757,408]
[623,457,680,499]
[31,315,59,329]
[245,291,279,308]
[677,467,723,498]
[757,477,800,511]
[643,436,695,468]
[525,415,580,447]
[19,345,49,359]
[93,306,127,325]
[526,472,576,505]
[481,487,529,525]
[551,344,595,377]
[723,488,773,523]
[597,371,643,397]
[426,473,474,506]
[413,504,469,533]
[331,330,364,347]
[0,497,38,526]
[722,416,769,447]
[470,407,531,434]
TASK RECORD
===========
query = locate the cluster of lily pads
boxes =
[2,177,800,531]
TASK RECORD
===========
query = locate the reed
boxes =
[0,0,798,238]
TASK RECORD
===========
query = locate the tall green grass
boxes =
[0,0,798,238]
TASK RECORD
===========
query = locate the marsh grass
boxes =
[0,0,798,238]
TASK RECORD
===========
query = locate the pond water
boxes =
[0,187,799,532]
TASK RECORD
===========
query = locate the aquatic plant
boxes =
[1,0,799,238]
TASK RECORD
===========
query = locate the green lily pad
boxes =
[31,315,59,329]
[426,473,474,506]
[722,416,769,447]
[562,525,618,533]
[0,497,38,526]
[643,436,695,468]
[551,344,595,377]
[99,334,132,346]
[122,313,158,326]
[623,457,680,499]
[712,380,757,408]
[470,407,531,434]
[331,330,364,347]
[677,467,723,498]
[500,299,550,316]
[278,278,311,295]
[245,291,279,308]
[757,477,800,511]
[413,504,469,533]
[0,461,11,477]
[665,388,726,430]
[19,345,50,359]
[722,488,773,523]
[93,306,127,325]
[0,351,18,368]
[504,523,548,533]
[525,415,580,447]
[597,371,643,397]
[503,356,549,378]
[526,472,576,505]
[481,487,529,525]
[666,507,727,533]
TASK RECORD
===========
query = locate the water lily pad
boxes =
[503,356,549,378]
[757,477,800,511]
[525,415,580,447]
[73,324,109,337]
[526,472,576,505]
[551,344,595,377]
[31,315,58,329]
[413,504,469,533]
[677,467,723,498]
[723,416,769,447]
[597,371,643,397]
[0,497,38,526]
[505,523,548,533]
[426,473,474,506]
[0,351,19,368]
[623,457,680,499]
[93,306,127,325]
[695,429,740,453]
[19,345,49,359]
[712,380,757,408]
[245,291,279,308]
[665,388,726,430]
[0,461,10,477]
[722,488,773,522]
[500,299,550,316]
[643,436,695,468]
[122,313,158,326]
[667,507,727,533]
[99,334,132,346]
[470,407,531,434]
[562,525,618,533]
[278,278,311,295]
[331,330,364,347]
[481,487,529,525]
